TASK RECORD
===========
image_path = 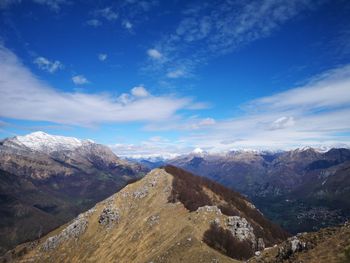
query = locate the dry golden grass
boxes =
[9,169,240,263]
[248,222,350,263]
[5,168,349,263]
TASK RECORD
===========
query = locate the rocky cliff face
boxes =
[169,148,350,233]
[3,166,288,263]
[0,132,147,255]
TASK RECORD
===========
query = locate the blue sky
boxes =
[0,0,350,157]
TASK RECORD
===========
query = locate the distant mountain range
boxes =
[126,156,167,169]
[0,132,147,255]
[168,147,350,234]
[1,131,350,261]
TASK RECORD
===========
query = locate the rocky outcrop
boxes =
[98,205,120,227]
[196,206,222,215]
[147,214,160,227]
[4,167,290,263]
[133,186,149,199]
[276,236,307,260]
[226,216,256,242]
[41,209,94,251]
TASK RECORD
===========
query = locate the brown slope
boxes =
[164,165,289,247]
[3,167,288,263]
[248,221,350,263]
[0,138,147,255]
[169,148,350,234]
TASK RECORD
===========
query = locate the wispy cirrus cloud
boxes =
[166,69,186,79]
[0,44,204,126]
[122,20,133,30]
[34,56,63,73]
[72,75,89,85]
[145,0,327,78]
[86,19,102,27]
[94,7,118,21]
[0,0,68,11]
[32,0,68,11]
[147,49,162,60]
[98,53,108,61]
[87,1,158,30]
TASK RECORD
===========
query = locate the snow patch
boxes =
[12,131,92,153]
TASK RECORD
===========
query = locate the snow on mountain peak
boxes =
[190,147,209,157]
[192,147,204,154]
[12,131,92,153]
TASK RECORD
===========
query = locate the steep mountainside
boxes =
[0,132,147,255]
[249,221,350,263]
[2,166,288,263]
[169,148,350,233]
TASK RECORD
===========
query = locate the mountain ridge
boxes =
[0,132,147,255]
[168,148,350,233]
[2,166,288,262]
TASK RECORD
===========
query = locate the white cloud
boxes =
[0,0,21,9]
[146,0,326,77]
[181,65,350,151]
[138,64,350,153]
[166,69,185,79]
[1,0,68,11]
[122,20,133,30]
[32,0,67,11]
[147,49,162,59]
[98,53,107,61]
[94,7,118,21]
[34,56,63,73]
[131,86,149,97]
[86,19,102,27]
[198,118,216,126]
[270,116,295,130]
[249,66,350,111]
[110,136,192,159]
[145,116,216,131]
[72,75,89,85]
[0,44,202,126]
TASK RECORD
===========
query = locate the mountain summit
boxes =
[7,131,92,153]
[3,166,288,262]
[0,132,147,255]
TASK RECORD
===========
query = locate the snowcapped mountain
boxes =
[4,131,93,154]
[169,147,350,234]
[0,131,147,254]
[191,147,207,155]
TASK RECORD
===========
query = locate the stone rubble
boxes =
[98,204,120,227]
[133,186,149,199]
[276,236,307,260]
[196,205,222,215]
[42,213,89,251]
[148,178,157,187]
[147,214,160,226]
[226,216,256,242]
